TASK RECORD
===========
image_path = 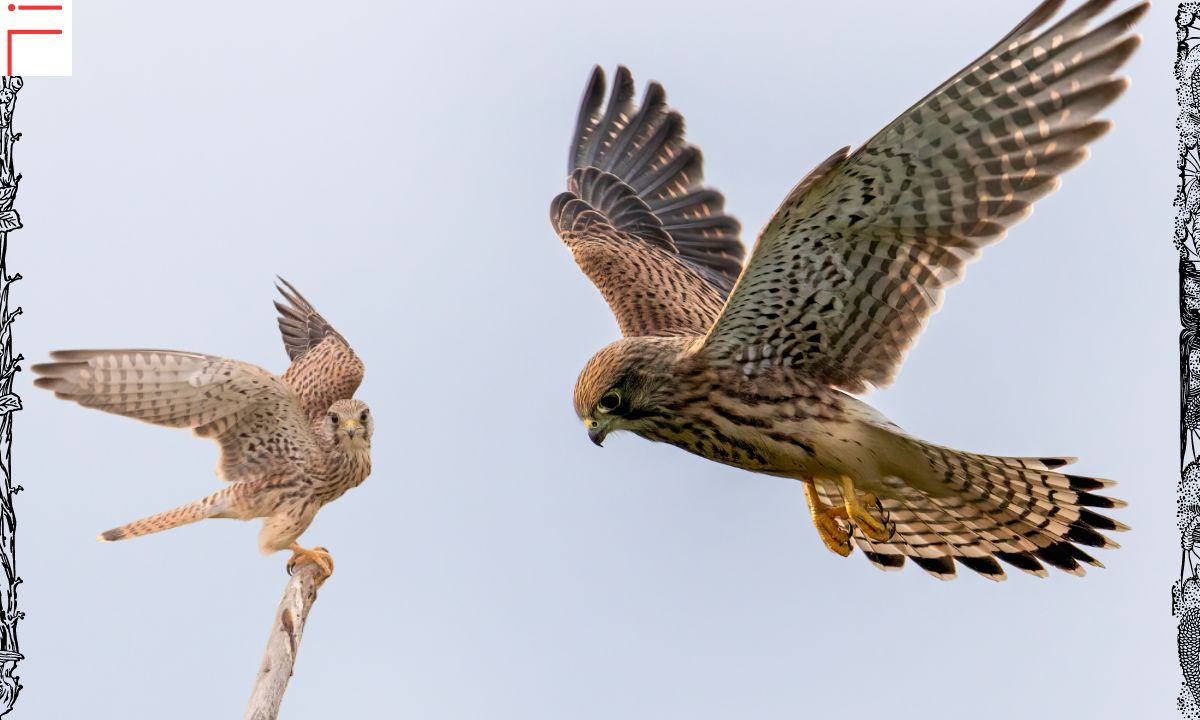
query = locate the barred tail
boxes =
[823,443,1128,581]
[98,487,235,542]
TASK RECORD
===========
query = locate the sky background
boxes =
[10,1,1174,718]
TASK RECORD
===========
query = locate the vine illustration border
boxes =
[0,74,23,718]
[1178,5,1200,717]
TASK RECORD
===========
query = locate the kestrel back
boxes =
[551,0,1141,581]
[32,281,374,577]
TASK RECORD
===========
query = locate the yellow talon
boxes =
[804,481,852,556]
[838,476,892,542]
[287,543,334,578]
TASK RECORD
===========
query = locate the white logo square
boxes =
[0,1,70,77]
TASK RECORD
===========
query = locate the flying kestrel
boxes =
[552,0,1142,580]
[32,280,372,575]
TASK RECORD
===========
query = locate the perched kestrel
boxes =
[552,0,1142,580]
[32,280,371,575]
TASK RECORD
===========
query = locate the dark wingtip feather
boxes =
[582,66,635,169]
[1001,0,1068,45]
[996,551,1049,578]
[555,67,745,296]
[1065,474,1115,491]
[1063,524,1115,549]
[863,550,906,571]
[1106,1,1149,33]
[1103,34,1143,73]
[642,80,666,112]
[273,279,345,362]
[1060,540,1105,568]
[49,349,98,361]
[911,555,956,580]
[1079,508,1129,532]
[1052,0,1119,33]
[1078,491,1126,509]
[1085,76,1132,107]
[275,277,315,314]
[1034,542,1086,576]
[570,67,607,174]
[956,555,1006,582]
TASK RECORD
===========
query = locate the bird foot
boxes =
[837,476,894,542]
[287,543,334,578]
[803,481,852,556]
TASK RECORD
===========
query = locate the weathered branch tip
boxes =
[243,553,332,720]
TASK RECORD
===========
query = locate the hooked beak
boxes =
[585,418,607,447]
[341,418,362,439]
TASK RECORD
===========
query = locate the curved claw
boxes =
[286,543,334,578]
[814,510,852,556]
[839,479,894,543]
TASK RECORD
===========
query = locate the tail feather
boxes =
[817,481,1006,581]
[923,444,1125,577]
[924,495,1026,555]
[822,441,1126,581]
[967,454,1078,471]
[892,495,974,581]
[98,488,234,542]
[858,481,1012,582]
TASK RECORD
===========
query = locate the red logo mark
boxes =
[5,3,61,76]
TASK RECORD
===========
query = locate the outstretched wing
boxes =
[275,278,364,419]
[551,66,746,337]
[33,349,317,482]
[700,0,1146,391]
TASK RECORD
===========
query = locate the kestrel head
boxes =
[574,337,683,447]
[322,398,373,452]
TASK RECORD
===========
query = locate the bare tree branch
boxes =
[243,554,332,720]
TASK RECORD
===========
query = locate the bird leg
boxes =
[286,542,334,578]
[836,475,893,542]
[803,480,852,557]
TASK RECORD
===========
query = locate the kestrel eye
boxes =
[359,410,368,422]
[597,390,622,413]
[329,413,339,424]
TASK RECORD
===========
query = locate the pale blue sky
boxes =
[13,1,1173,718]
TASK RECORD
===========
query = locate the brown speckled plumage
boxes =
[275,278,365,420]
[553,1,1142,581]
[33,281,373,555]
